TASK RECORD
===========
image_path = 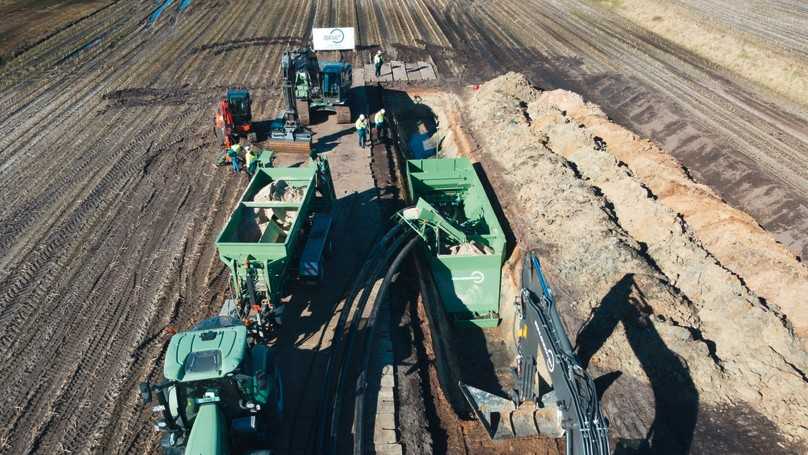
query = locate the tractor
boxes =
[139,314,283,454]
[215,88,258,147]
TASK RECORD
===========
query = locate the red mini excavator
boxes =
[214,88,258,147]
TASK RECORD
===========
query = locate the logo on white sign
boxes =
[324,29,344,44]
[451,271,485,285]
[312,27,355,51]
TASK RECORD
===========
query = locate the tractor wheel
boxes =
[336,105,351,124]
[296,99,310,126]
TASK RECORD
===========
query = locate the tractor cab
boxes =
[225,89,253,127]
[216,89,257,146]
[318,62,351,104]
[140,316,282,453]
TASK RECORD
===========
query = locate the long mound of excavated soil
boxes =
[534,88,808,340]
[462,73,808,452]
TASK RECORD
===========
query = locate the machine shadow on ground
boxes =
[575,273,699,455]
[312,125,355,155]
[382,88,439,160]
[268,187,383,453]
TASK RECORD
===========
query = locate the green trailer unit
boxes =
[405,158,506,327]
[215,165,320,332]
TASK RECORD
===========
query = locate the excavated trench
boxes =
[1,1,807,454]
[387,74,808,454]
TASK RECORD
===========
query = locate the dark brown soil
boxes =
[1,1,806,453]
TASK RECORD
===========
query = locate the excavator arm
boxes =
[460,251,609,454]
[269,49,314,152]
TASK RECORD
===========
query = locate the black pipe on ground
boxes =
[353,235,421,455]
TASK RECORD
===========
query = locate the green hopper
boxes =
[215,160,335,337]
[405,158,506,327]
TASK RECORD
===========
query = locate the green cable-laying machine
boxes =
[139,158,336,454]
[401,158,506,327]
[215,159,336,338]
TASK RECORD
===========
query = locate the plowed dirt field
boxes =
[1,1,806,453]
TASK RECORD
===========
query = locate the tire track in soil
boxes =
[28,2,275,452]
[72,0,318,452]
[0,2,144,151]
[0,0,268,452]
[0,6,222,364]
[38,4,266,452]
[2,1,807,452]
[0,5,214,260]
[0,0,133,95]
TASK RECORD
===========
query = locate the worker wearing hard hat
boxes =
[245,146,257,177]
[227,143,242,174]
[355,114,368,148]
[373,50,384,78]
[374,109,386,143]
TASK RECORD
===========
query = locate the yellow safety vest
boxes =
[375,112,385,124]
[355,118,367,130]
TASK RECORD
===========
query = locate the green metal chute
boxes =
[402,158,506,327]
[184,403,230,455]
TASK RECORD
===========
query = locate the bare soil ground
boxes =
[0,0,112,65]
[1,1,807,454]
[595,0,808,106]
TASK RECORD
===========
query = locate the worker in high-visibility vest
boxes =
[355,114,368,148]
[227,143,242,174]
[374,109,386,142]
[373,50,384,78]
[245,146,257,177]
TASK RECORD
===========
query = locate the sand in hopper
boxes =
[249,180,303,238]
[448,241,491,256]
[254,180,305,203]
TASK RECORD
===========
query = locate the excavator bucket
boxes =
[459,251,609,451]
[459,382,564,440]
[459,382,516,439]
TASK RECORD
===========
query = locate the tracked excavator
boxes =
[214,88,258,147]
[461,251,610,454]
[398,203,609,454]
[267,49,315,153]
[282,47,352,126]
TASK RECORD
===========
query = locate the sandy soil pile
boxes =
[463,73,808,451]
[535,88,808,340]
